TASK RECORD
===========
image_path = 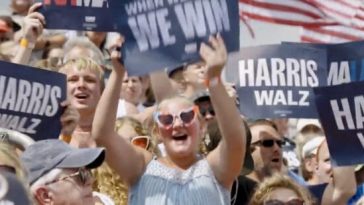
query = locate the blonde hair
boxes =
[250,173,314,205]
[0,143,34,204]
[59,58,105,91]
[92,163,128,205]
[93,116,160,204]
[0,143,27,181]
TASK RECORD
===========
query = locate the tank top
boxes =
[129,158,230,205]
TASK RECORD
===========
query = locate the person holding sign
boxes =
[92,34,246,205]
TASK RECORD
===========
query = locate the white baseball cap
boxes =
[297,119,321,133]
[301,136,325,158]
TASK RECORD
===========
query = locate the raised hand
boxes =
[22,3,45,44]
[60,101,80,140]
[199,34,227,79]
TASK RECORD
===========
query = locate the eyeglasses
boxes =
[45,168,92,186]
[252,139,283,148]
[199,106,215,117]
[154,106,199,129]
[264,199,304,205]
[131,136,150,149]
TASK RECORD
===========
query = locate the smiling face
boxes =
[250,124,283,176]
[60,65,102,114]
[156,97,203,158]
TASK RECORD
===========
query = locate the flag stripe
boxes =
[239,0,364,43]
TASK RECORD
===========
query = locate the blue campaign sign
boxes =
[0,61,66,141]
[283,41,364,86]
[226,44,327,119]
[36,0,119,31]
[37,0,239,76]
[121,0,240,76]
[314,81,364,166]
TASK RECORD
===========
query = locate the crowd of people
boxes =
[0,0,362,205]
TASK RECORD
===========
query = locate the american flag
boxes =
[239,0,364,43]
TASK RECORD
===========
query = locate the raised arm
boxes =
[321,166,356,205]
[204,35,246,189]
[92,48,152,185]
[12,3,44,65]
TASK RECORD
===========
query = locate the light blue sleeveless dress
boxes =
[129,158,230,205]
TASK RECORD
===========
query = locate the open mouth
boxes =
[172,134,188,141]
[271,158,280,163]
[75,93,89,99]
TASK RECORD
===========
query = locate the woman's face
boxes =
[120,75,143,105]
[264,187,303,205]
[156,99,202,157]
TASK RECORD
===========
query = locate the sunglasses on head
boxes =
[154,106,198,129]
[264,199,304,205]
[45,168,92,186]
[253,139,283,148]
[131,136,150,149]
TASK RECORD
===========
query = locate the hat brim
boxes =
[57,148,105,169]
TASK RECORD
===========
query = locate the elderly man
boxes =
[21,139,105,205]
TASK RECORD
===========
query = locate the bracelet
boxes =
[20,38,35,49]
[60,135,72,143]
[204,76,221,87]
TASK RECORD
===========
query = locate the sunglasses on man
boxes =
[264,199,304,205]
[154,106,199,129]
[45,168,92,186]
[252,139,284,148]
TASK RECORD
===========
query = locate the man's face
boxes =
[195,99,215,123]
[315,141,332,183]
[250,124,283,176]
[183,62,206,87]
[39,168,94,205]
[60,66,102,113]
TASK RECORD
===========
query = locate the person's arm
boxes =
[204,35,246,189]
[92,48,152,186]
[321,166,356,205]
[12,3,44,65]
[149,70,177,103]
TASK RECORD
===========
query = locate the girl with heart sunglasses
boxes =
[92,34,246,205]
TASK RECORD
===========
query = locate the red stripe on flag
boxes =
[240,0,322,19]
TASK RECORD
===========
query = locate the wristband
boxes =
[60,135,72,143]
[204,76,221,87]
[20,38,35,49]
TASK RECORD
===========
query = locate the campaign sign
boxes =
[0,61,66,141]
[121,0,240,76]
[36,0,119,31]
[314,81,364,166]
[283,41,364,86]
[227,44,327,119]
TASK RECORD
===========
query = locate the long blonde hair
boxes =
[93,116,158,205]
